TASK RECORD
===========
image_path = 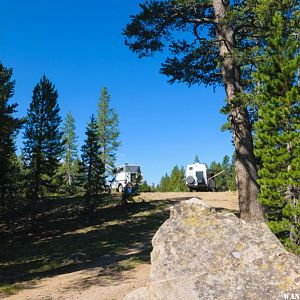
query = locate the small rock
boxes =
[232,251,241,259]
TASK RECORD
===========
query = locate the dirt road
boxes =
[4,192,237,300]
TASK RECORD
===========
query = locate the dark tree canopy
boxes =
[81,115,105,213]
[124,0,297,89]
[23,75,64,207]
[254,11,300,251]
[124,0,223,86]
[0,62,22,220]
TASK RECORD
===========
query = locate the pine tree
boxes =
[222,155,236,191]
[97,87,120,176]
[139,180,152,192]
[0,63,22,221]
[158,166,188,192]
[81,115,105,214]
[158,173,170,192]
[124,0,266,221]
[210,161,227,192]
[254,12,300,252]
[209,155,237,191]
[23,75,64,222]
[194,155,200,163]
[169,166,188,192]
[228,154,237,192]
[62,112,78,194]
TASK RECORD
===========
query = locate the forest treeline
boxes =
[1,0,300,253]
[139,155,236,193]
[0,71,120,224]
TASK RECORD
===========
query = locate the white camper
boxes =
[110,164,141,193]
[185,163,216,191]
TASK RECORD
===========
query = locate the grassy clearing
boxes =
[0,193,179,296]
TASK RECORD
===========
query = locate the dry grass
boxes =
[135,191,238,210]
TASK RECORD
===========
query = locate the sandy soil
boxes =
[5,192,237,300]
[137,191,238,211]
[6,263,150,300]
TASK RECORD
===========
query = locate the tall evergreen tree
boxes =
[97,87,120,176]
[23,75,64,222]
[0,63,22,220]
[254,12,300,251]
[62,112,78,194]
[123,0,265,221]
[81,115,105,214]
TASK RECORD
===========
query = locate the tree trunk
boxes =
[212,0,264,222]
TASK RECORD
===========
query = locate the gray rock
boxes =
[124,198,300,300]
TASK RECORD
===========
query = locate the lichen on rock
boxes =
[124,198,300,300]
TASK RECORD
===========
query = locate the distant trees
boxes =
[139,180,156,192]
[210,155,236,192]
[80,115,105,215]
[158,166,188,192]
[61,112,78,194]
[169,166,188,192]
[193,155,200,163]
[0,82,120,224]
[158,173,170,192]
[157,155,236,193]
[97,87,120,175]
[0,63,22,221]
[22,76,64,223]
[253,12,300,251]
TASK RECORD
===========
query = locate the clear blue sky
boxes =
[1,0,234,185]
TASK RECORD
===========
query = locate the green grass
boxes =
[111,256,145,272]
[0,283,21,296]
[0,194,181,296]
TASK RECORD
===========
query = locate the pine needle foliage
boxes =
[0,63,22,220]
[80,115,105,214]
[254,12,300,252]
[62,112,78,194]
[97,87,120,175]
[23,76,64,221]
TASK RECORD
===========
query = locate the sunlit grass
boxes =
[112,256,145,272]
[0,283,21,296]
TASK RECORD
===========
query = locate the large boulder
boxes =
[124,198,300,300]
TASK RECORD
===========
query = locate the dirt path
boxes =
[4,192,237,300]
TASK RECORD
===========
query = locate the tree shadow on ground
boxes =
[0,195,186,288]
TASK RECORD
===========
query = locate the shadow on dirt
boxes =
[0,195,188,288]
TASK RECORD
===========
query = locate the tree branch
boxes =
[193,24,219,44]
